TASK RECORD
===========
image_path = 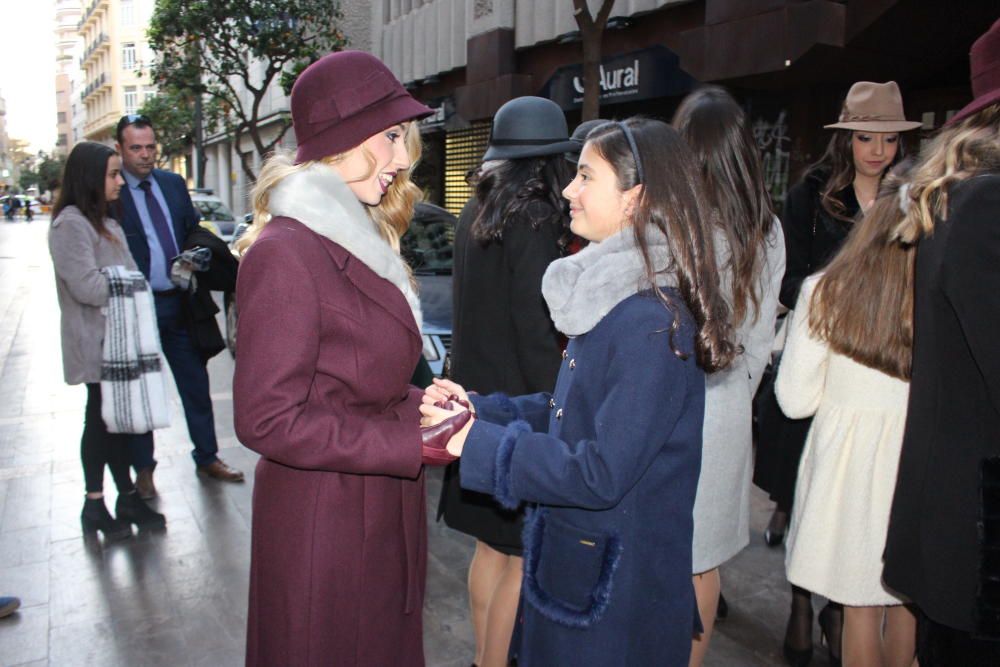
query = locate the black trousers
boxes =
[82,383,135,495]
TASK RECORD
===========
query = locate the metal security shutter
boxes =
[443,122,491,216]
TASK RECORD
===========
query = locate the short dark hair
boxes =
[53,141,117,239]
[116,113,154,145]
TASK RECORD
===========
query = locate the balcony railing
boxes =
[77,0,104,30]
[80,72,107,101]
[79,32,108,66]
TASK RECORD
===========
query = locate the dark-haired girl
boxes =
[752,81,920,665]
[778,165,917,667]
[438,96,575,667]
[423,118,734,666]
[48,141,165,541]
[672,86,786,666]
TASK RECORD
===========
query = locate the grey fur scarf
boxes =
[542,227,678,336]
[268,163,422,330]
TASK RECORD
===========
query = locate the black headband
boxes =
[615,121,644,185]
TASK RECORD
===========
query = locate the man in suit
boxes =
[114,114,244,494]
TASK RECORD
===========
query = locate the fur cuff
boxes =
[977,457,1000,638]
[486,392,522,421]
[494,420,531,510]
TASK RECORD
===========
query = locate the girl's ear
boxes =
[622,183,643,219]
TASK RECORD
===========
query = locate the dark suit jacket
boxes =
[884,171,1000,636]
[115,169,233,359]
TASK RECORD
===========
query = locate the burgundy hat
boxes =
[947,18,1000,126]
[291,51,433,164]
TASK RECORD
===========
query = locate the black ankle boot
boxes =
[116,491,166,529]
[81,497,132,541]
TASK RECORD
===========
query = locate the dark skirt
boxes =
[437,461,524,556]
[752,361,813,512]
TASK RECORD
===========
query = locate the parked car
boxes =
[221,204,456,377]
[190,189,238,242]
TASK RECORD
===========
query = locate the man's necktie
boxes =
[138,180,178,268]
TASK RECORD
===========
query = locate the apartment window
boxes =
[122,43,136,71]
[124,86,138,115]
[57,111,67,123]
[144,89,156,103]
[57,134,68,146]
[121,0,134,26]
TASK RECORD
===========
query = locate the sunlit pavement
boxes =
[0,218,800,665]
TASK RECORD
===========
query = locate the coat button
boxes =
[555,408,564,420]
[548,398,556,409]
[569,359,576,370]
[561,350,568,360]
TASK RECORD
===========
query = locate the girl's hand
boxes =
[423,377,474,413]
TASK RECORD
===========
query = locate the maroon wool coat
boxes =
[233,217,426,666]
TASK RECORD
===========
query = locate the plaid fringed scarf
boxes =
[99,266,170,434]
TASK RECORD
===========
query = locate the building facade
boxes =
[55,0,84,156]
[78,0,157,145]
[0,93,14,191]
[373,0,995,213]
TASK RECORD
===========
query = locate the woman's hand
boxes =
[420,402,473,456]
[423,378,474,413]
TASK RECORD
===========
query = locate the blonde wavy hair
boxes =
[236,122,424,256]
[894,104,1000,243]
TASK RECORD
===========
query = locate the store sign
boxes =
[544,46,697,110]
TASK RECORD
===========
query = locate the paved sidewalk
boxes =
[0,219,800,665]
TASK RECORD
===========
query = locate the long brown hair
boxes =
[809,164,916,380]
[53,141,117,240]
[672,85,776,325]
[894,104,1000,244]
[585,118,736,372]
[807,127,906,223]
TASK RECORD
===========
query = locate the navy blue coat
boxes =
[460,290,705,666]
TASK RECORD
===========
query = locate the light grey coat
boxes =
[692,221,785,572]
[49,205,137,385]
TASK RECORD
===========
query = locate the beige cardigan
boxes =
[49,205,137,385]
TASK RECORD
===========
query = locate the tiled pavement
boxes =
[0,219,812,666]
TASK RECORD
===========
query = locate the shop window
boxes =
[443,123,491,216]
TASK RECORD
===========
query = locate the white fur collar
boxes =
[268,163,422,331]
[542,227,677,336]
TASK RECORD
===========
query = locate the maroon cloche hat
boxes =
[291,51,433,164]
[946,18,1000,126]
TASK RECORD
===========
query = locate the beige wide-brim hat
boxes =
[824,81,922,132]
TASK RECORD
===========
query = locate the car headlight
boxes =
[422,334,440,361]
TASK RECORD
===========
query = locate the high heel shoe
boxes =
[81,497,132,541]
[765,509,788,547]
[818,603,842,666]
[421,409,473,465]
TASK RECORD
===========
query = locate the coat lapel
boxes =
[115,185,151,278]
[318,231,420,338]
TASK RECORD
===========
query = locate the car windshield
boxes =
[194,200,235,222]
[401,206,455,275]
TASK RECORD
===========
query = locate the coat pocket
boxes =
[522,509,623,628]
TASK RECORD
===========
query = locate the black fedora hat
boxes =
[483,96,578,161]
[565,118,610,164]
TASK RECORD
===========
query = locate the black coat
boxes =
[449,197,564,395]
[438,196,565,550]
[883,172,1000,636]
[779,172,860,308]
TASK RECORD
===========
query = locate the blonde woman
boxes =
[884,18,1000,663]
[232,51,440,666]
